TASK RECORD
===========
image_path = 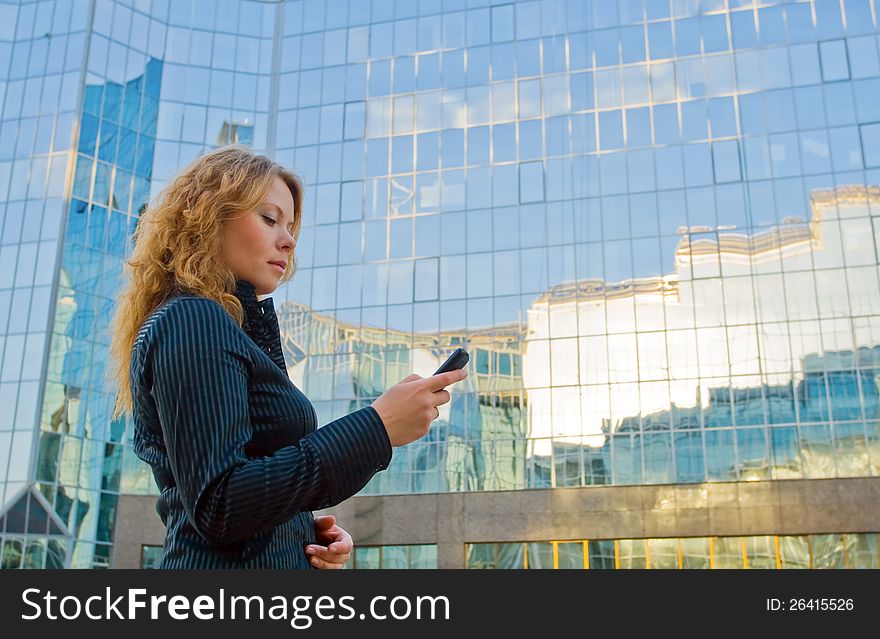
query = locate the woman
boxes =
[109,145,466,569]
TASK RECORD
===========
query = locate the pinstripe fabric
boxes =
[130,278,392,568]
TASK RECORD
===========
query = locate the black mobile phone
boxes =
[434,347,469,375]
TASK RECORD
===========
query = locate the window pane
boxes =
[381,545,408,568]
[2,538,23,569]
[844,533,878,569]
[410,544,438,569]
[24,540,46,569]
[712,140,741,183]
[354,547,381,569]
[681,537,710,569]
[713,537,744,568]
[779,536,811,569]
[618,539,647,568]
[588,540,616,569]
[819,40,850,82]
[519,161,544,203]
[496,542,525,568]
[812,534,845,569]
[526,542,554,569]
[862,123,880,168]
[557,542,585,569]
[648,22,673,60]
[648,538,679,569]
[745,535,776,569]
[737,428,769,480]
[799,424,835,478]
[491,5,514,43]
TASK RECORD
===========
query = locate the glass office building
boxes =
[1,0,879,568]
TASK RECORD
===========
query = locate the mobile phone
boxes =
[434,347,469,375]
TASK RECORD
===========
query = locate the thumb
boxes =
[314,514,335,528]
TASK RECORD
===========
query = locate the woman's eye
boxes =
[262,215,276,225]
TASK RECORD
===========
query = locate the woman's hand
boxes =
[372,369,468,447]
[306,515,352,569]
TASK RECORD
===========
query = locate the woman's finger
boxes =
[307,544,351,560]
[432,389,452,406]
[310,551,350,569]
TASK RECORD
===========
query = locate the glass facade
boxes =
[1,0,879,567]
[274,0,880,495]
[0,0,276,568]
[466,533,880,568]
[1,0,100,568]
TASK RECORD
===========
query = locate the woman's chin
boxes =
[256,279,279,296]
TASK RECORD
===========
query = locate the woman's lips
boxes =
[269,262,284,274]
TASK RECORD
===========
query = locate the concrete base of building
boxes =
[113,477,880,568]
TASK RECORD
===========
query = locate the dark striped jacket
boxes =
[130,278,392,568]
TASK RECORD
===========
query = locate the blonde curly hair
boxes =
[108,145,303,420]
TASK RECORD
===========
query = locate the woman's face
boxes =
[220,176,296,296]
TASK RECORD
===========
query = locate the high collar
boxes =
[233,277,259,307]
[233,278,274,325]
[232,277,287,372]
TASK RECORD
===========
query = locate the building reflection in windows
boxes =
[273,187,880,493]
[37,57,162,567]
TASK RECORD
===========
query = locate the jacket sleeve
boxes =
[148,297,392,546]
